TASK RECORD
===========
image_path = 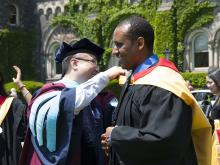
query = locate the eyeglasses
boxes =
[74,57,98,65]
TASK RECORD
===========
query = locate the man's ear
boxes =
[70,58,78,71]
[136,37,145,51]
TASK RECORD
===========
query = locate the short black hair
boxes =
[208,68,220,88]
[117,15,154,51]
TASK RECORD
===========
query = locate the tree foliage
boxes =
[53,0,214,70]
[0,28,37,82]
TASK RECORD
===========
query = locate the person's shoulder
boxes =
[9,98,26,115]
[33,82,65,98]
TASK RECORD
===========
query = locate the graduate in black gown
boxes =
[0,71,27,165]
[101,16,212,165]
[81,91,117,165]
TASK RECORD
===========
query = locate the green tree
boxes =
[53,0,214,70]
[0,29,37,82]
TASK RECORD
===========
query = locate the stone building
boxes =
[1,0,220,82]
[184,1,220,72]
[0,0,36,29]
[158,0,220,72]
[36,0,79,81]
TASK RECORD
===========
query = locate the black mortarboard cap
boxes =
[55,38,105,63]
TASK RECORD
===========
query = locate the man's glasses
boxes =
[74,57,98,65]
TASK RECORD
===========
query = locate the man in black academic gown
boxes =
[81,92,117,165]
[101,16,212,165]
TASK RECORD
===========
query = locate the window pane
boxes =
[10,5,16,14]
[55,7,61,16]
[194,33,208,68]
[194,52,208,67]
[54,47,62,74]
[56,63,62,74]
[9,15,16,24]
[194,35,208,52]
[46,8,53,20]
[9,5,17,25]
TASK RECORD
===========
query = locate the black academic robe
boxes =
[0,98,27,165]
[81,92,116,165]
[81,100,105,165]
[209,99,220,120]
[110,84,197,165]
[207,99,220,132]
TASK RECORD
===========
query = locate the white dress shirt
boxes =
[55,72,109,115]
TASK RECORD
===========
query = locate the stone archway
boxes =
[184,28,212,72]
[43,26,79,81]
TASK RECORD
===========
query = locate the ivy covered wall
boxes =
[0,29,37,82]
[52,0,214,70]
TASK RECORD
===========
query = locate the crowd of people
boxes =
[0,15,219,165]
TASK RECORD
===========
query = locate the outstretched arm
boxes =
[74,66,125,114]
[12,65,32,104]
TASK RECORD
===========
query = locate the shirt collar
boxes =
[55,77,79,88]
[132,54,159,75]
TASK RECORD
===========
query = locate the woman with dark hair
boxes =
[206,68,220,120]
[208,68,220,165]
[0,70,27,165]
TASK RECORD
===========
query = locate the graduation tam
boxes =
[55,38,105,63]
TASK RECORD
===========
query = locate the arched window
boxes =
[9,4,18,25]
[38,9,44,16]
[46,8,53,20]
[54,47,62,75]
[193,34,209,67]
[46,43,62,79]
[55,7,61,16]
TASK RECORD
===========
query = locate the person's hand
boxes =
[12,65,23,87]
[101,126,115,156]
[104,66,125,80]
[12,65,21,83]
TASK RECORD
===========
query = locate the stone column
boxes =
[217,40,220,68]
[213,40,219,67]
[46,53,53,79]
[184,42,192,71]
[208,41,214,68]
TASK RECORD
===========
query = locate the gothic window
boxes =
[38,9,44,16]
[46,8,53,20]
[8,4,18,25]
[55,7,61,16]
[46,43,62,79]
[193,34,209,68]
[54,46,62,75]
